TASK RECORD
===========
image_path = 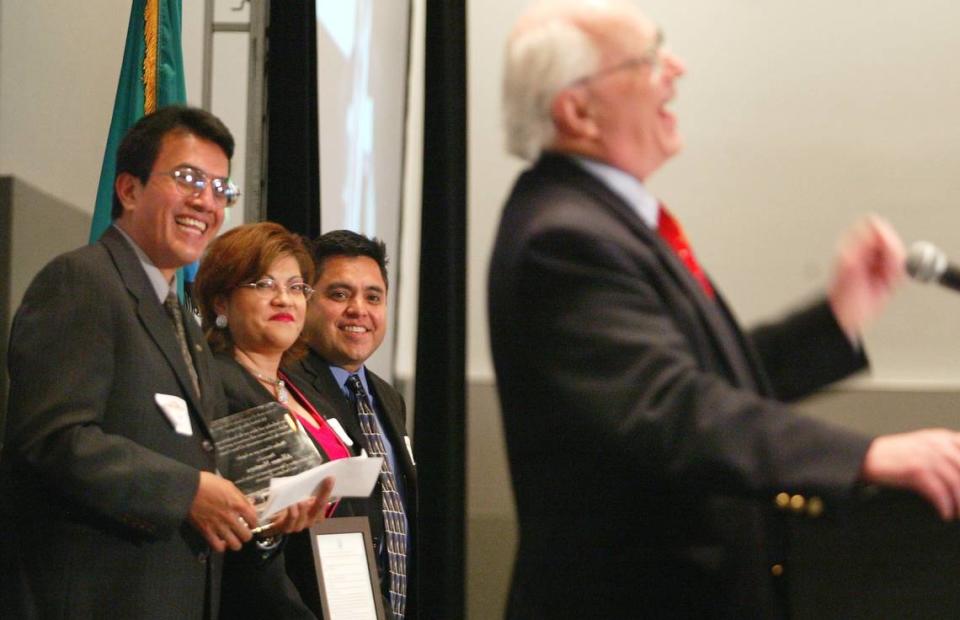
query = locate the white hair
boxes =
[502,11,601,161]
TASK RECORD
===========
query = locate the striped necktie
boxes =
[164,290,201,398]
[347,374,407,618]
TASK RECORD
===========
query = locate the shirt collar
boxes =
[330,365,373,402]
[571,156,659,230]
[112,223,177,303]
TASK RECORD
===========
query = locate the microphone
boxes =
[905,241,960,293]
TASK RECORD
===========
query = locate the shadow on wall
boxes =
[0,175,91,453]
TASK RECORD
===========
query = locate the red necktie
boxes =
[657,205,715,299]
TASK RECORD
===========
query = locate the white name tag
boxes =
[326,417,355,447]
[155,393,193,436]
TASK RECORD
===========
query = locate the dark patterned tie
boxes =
[164,290,201,399]
[347,374,407,619]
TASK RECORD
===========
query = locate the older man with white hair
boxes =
[488,1,960,617]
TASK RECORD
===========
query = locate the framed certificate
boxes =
[309,517,385,620]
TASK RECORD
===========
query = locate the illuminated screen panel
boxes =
[316,1,411,380]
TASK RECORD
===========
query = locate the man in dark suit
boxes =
[489,2,960,617]
[285,230,417,619]
[0,106,259,619]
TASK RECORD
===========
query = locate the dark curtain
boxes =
[413,0,467,617]
[265,0,320,237]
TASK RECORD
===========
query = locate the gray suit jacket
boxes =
[1,226,225,619]
[488,154,873,618]
[284,350,418,619]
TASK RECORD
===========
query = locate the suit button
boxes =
[789,494,805,512]
[806,496,824,518]
[197,550,209,564]
[201,439,214,452]
[774,492,790,510]
[771,563,784,577]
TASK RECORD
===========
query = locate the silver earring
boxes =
[215,314,228,329]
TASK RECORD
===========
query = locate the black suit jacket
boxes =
[488,154,873,618]
[213,354,317,620]
[1,226,225,619]
[285,350,418,619]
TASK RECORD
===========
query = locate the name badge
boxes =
[326,418,355,447]
[155,393,193,436]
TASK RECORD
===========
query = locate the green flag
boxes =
[90,0,187,243]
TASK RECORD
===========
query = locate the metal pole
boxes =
[201,0,214,110]
[201,0,265,222]
[244,0,268,223]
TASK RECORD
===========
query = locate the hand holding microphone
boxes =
[828,216,906,339]
[826,225,960,338]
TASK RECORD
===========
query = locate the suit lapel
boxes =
[295,353,416,477]
[543,155,759,390]
[367,371,416,479]
[101,228,213,435]
[290,353,417,530]
[183,311,218,435]
[299,351,368,453]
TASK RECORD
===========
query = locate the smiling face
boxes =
[549,3,686,180]
[587,10,686,179]
[114,131,228,280]
[304,255,387,372]
[216,254,307,357]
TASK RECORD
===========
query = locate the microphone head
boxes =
[906,241,948,283]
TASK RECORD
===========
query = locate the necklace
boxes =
[236,354,289,404]
[253,371,289,404]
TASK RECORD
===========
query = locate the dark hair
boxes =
[193,222,314,363]
[310,230,389,288]
[111,105,234,219]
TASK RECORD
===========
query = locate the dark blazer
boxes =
[487,154,873,619]
[1,226,225,619]
[213,354,318,620]
[285,350,418,619]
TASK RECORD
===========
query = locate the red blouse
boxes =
[281,372,351,516]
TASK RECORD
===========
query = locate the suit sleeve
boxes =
[515,225,872,500]
[747,299,866,402]
[5,254,199,535]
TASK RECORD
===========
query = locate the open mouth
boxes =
[341,325,369,334]
[175,216,208,235]
[657,100,678,132]
[658,90,677,128]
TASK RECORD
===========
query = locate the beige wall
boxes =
[468,1,960,385]
[0,1,247,230]
[0,1,131,213]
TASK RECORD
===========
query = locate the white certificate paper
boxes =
[259,456,383,520]
[316,532,379,619]
[310,517,386,620]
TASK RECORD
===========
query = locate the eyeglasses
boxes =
[154,165,240,207]
[238,277,315,300]
[569,29,664,87]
